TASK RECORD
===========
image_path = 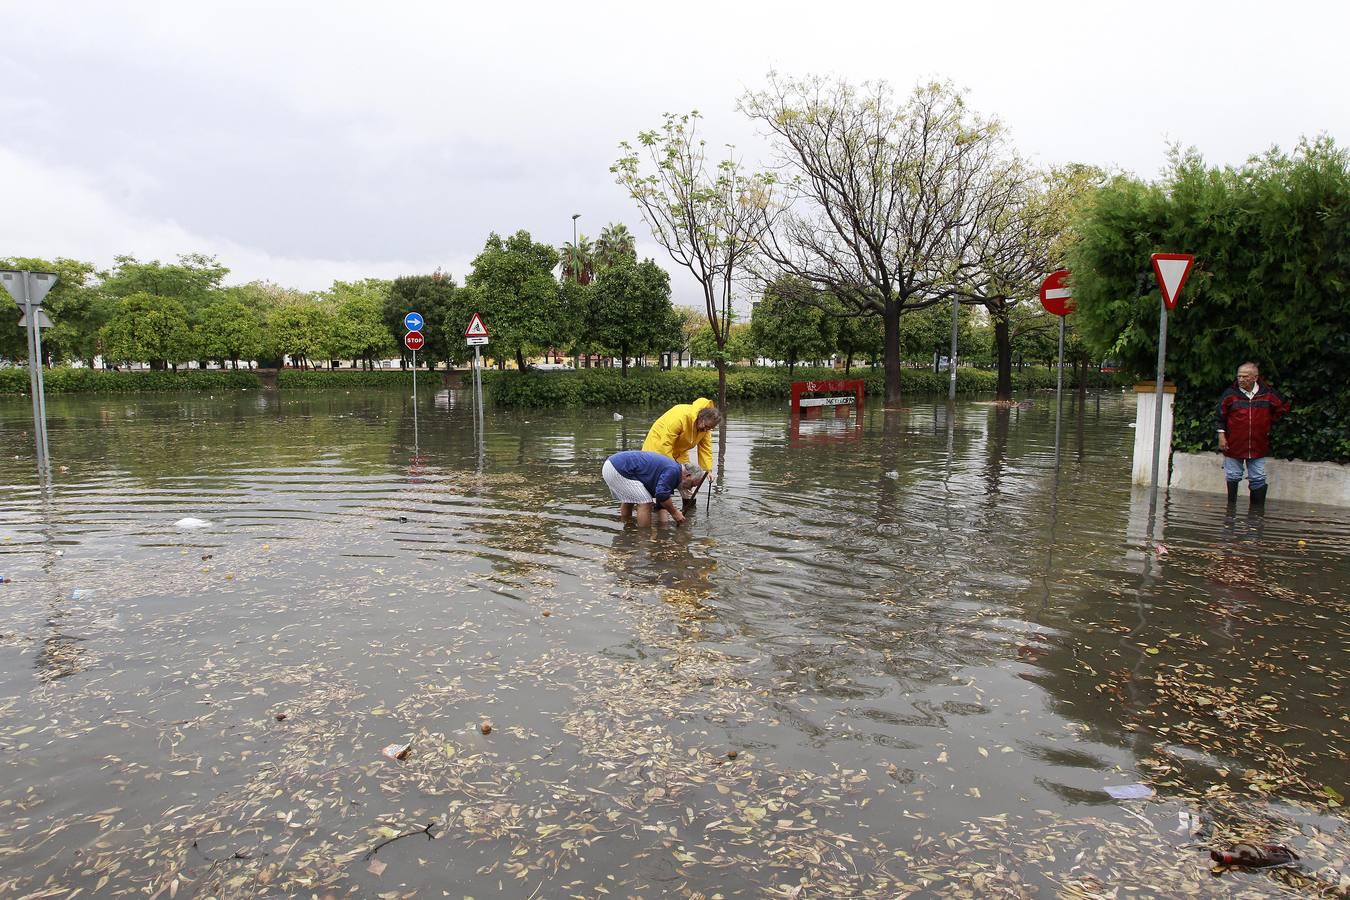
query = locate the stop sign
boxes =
[1039,270,1073,317]
[404,330,425,351]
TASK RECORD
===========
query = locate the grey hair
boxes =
[695,407,721,429]
[681,462,705,480]
[1239,361,1260,373]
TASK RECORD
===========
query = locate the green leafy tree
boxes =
[589,258,674,376]
[197,295,265,368]
[263,296,330,369]
[1069,138,1350,461]
[899,303,983,371]
[749,280,836,375]
[0,257,106,366]
[101,292,194,369]
[389,271,466,369]
[320,279,396,368]
[99,253,228,310]
[669,306,703,367]
[614,111,776,407]
[465,231,569,371]
[594,223,637,274]
[559,235,595,285]
[834,311,884,373]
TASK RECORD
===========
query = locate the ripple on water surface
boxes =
[0,389,1346,897]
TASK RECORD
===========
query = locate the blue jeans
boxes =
[1224,456,1267,490]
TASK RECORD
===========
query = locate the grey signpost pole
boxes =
[948,296,959,401]
[1146,253,1193,515]
[3,270,56,475]
[1149,298,1168,508]
[1055,314,1065,465]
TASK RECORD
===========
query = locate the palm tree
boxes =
[594,223,637,273]
[559,235,595,285]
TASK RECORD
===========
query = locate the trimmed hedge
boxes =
[0,368,260,395]
[484,366,1093,408]
[277,369,417,389]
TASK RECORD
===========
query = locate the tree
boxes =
[952,164,1106,398]
[559,235,595,285]
[833,309,884,374]
[0,256,105,367]
[690,321,753,365]
[263,295,330,369]
[589,258,675,375]
[101,292,194,368]
[1069,138,1350,462]
[197,295,264,367]
[899,302,983,370]
[594,223,637,274]
[99,253,228,312]
[614,111,776,408]
[749,279,836,374]
[320,279,396,368]
[741,76,1015,405]
[388,271,466,369]
[669,306,704,367]
[465,231,570,371]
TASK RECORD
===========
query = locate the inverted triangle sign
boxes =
[464,312,489,338]
[1151,253,1194,310]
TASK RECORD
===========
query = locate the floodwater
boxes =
[0,387,1346,898]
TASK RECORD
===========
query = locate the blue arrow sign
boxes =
[403,311,424,332]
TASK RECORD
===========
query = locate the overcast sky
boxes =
[3,1,1345,307]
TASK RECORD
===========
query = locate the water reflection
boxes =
[0,388,1346,896]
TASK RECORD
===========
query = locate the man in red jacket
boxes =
[1217,362,1290,508]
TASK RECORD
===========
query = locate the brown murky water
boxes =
[0,387,1346,898]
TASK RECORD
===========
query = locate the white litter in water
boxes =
[1127,423,1137,428]
[174,517,213,529]
[885,470,899,479]
[612,413,624,421]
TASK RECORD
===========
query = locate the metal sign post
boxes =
[1038,270,1074,468]
[464,314,490,472]
[947,296,959,402]
[2,270,58,475]
[1055,314,1065,465]
[1148,254,1195,510]
[404,324,425,453]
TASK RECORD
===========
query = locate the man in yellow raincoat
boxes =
[642,398,720,489]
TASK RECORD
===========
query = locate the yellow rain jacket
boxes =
[642,398,715,472]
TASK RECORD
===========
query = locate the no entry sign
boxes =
[404,330,425,351]
[1039,270,1073,317]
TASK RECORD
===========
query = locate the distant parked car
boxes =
[529,362,574,372]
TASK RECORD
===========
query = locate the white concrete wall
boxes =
[1131,383,1175,487]
[1170,452,1350,507]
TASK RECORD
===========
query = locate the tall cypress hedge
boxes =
[1068,139,1350,463]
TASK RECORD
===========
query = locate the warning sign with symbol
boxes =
[464,313,489,338]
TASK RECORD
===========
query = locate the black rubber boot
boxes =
[1250,485,1268,510]
[1226,481,1240,506]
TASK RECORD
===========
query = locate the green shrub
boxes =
[1068,140,1350,463]
[277,369,417,389]
[0,367,259,394]
[484,365,1086,408]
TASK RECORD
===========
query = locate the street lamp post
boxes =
[571,213,582,367]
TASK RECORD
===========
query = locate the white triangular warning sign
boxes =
[464,312,489,337]
[1151,253,1194,310]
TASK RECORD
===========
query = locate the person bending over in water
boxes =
[602,450,702,527]
[643,398,720,503]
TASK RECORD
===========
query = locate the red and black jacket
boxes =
[1217,382,1290,459]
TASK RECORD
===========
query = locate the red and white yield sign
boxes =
[1039,269,1074,317]
[1151,253,1195,310]
[403,330,425,352]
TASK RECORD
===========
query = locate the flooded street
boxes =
[0,387,1346,897]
